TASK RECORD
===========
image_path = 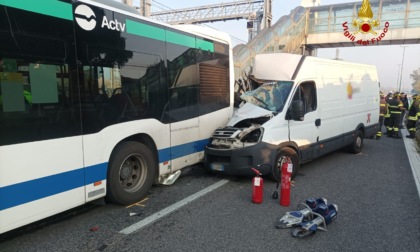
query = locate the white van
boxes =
[205,53,380,179]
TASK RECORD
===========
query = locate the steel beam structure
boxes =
[150,0,265,25]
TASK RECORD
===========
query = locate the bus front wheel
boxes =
[106,141,156,205]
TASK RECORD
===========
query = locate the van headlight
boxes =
[238,126,263,143]
[210,125,263,149]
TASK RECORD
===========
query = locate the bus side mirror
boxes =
[290,100,304,121]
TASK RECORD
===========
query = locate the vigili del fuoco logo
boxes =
[342,0,390,45]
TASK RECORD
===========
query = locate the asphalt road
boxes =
[1,135,420,252]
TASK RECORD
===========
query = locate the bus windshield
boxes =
[240,81,293,112]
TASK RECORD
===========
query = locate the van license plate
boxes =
[211,164,224,171]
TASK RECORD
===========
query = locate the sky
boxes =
[132,0,420,92]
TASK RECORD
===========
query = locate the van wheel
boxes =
[270,147,299,181]
[106,141,156,205]
[349,130,364,154]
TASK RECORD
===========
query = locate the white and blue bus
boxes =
[0,0,233,234]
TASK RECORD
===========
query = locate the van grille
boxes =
[213,127,239,139]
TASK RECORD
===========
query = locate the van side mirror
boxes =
[290,100,304,121]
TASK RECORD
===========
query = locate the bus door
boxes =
[167,63,200,171]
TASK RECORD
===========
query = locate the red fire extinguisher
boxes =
[251,168,263,204]
[280,157,292,207]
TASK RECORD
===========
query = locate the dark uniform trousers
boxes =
[387,99,402,138]
[376,99,387,138]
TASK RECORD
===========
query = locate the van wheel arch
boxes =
[269,146,299,181]
[348,128,364,154]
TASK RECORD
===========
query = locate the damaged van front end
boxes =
[205,122,278,177]
[204,80,294,177]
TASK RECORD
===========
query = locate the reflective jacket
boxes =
[412,99,420,120]
[379,98,387,117]
[387,99,403,114]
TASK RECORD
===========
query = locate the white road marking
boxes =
[402,128,420,198]
[119,179,230,234]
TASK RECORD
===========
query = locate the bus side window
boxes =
[0,58,77,145]
[83,47,165,128]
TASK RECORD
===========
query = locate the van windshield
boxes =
[240,81,293,112]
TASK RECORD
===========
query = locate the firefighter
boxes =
[399,92,409,128]
[385,92,393,102]
[376,91,387,139]
[387,93,405,138]
[384,93,392,135]
[406,94,419,139]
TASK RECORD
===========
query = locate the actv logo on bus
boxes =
[74,4,126,32]
[342,0,389,46]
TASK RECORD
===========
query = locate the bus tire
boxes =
[106,141,156,205]
[270,147,299,181]
[348,130,363,154]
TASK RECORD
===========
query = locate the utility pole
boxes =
[263,0,272,29]
[399,45,408,92]
[247,0,272,41]
[333,49,342,60]
[122,0,151,17]
[396,64,401,92]
[122,0,133,7]
[140,0,151,17]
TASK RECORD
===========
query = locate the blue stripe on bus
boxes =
[157,138,211,163]
[0,163,107,211]
[0,139,211,211]
[85,163,108,184]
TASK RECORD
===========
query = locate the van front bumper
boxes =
[204,142,278,176]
